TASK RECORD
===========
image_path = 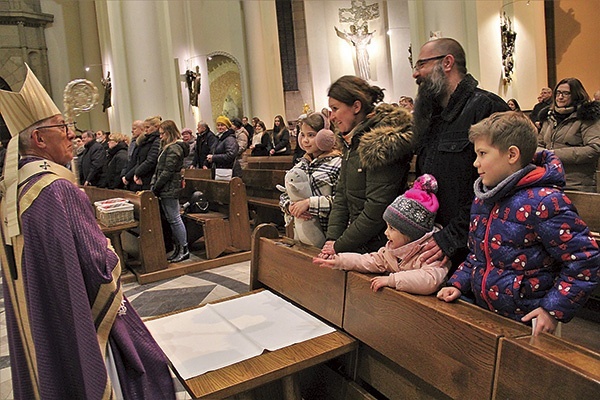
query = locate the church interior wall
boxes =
[554,0,600,95]
[19,0,585,137]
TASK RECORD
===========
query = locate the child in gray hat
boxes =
[313,174,450,294]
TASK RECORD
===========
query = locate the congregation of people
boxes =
[1,36,599,399]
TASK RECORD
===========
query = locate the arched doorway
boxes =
[206,53,243,121]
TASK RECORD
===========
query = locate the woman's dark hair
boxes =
[272,114,287,140]
[553,77,590,109]
[231,118,243,129]
[507,98,521,111]
[327,75,385,115]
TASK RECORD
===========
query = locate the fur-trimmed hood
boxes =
[356,103,413,169]
[539,100,600,123]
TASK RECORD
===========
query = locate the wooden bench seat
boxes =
[241,168,291,234]
[182,176,251,259]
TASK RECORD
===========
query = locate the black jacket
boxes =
[415,74,510,267]
[105,142,128,189]
[125,130,160,190]
[193,129,217,168]
[80,140,106,186]
[270,128,291,155]
[210,129,239,169]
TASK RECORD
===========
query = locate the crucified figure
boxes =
[335,24,375,80]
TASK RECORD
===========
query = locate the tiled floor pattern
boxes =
[1,260,599,399]
[0,261,250,400]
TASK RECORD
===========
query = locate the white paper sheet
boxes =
[145,291,335,379]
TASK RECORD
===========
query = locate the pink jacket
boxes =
[331,231,450,295]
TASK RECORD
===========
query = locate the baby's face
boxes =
[385,223,412,249]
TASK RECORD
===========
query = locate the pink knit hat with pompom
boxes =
[383,174,439,240]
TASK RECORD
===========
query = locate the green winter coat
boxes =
[150,141,188,199]
[326,103,414,253]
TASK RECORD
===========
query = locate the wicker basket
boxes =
[97,203,134,227]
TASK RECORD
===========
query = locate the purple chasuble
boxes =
[1,158,175,400]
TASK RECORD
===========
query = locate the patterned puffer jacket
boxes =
[448,150,599,323]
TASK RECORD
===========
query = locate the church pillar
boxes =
[95,0,180,135]
[241,0,286,122]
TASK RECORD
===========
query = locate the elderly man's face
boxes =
[82,132,95,145]
[197,123,206,134]
[540,88,553,101]
[35,115,75,165]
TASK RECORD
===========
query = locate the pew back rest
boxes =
[565,190,600,234]
[242,169,286,200]
[493,334,600,399]
[83,187,166,273]
[344,271,529,400]
[246,155,294,170]
[250,224,345,328]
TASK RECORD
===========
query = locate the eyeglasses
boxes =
[555,90,571,97]
[36,122,75,134]
[413,55,448,71]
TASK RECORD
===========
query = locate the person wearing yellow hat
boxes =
[206,115,239,179]
[0,65,175,399]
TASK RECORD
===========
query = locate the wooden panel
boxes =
[493,335,600,399]
[251,225,346,328]
[185,178,232,206]
[246,155,294,170]
[228,177,251,251]
[343,272,529,400]
[183,168,212,180]
[203,218,230,259]
[356,344,449,400]
[565,190,600,233]
[242,169,286,200]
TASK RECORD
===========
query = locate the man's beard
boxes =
[413,63,449,147]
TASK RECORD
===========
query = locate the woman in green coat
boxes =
[320,75,414,256]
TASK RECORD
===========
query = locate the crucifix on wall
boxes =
[335,0,379,81]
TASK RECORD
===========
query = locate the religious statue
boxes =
[100,71,111,112]
[501,12,516,84]
[186,65,201,107]
[335,24,375,81]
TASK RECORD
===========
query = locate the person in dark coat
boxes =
[249,121,271,156]
[193,120,217,169]
[411,37,510,273]
[123,115,161,190]
[79,129,106,186]
[319,76,413,256]
[150,120,190,263]
[105,132,129,189]
[206,116,239,175]
[269,114,291,155]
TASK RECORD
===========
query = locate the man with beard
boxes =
[412,38,509,273]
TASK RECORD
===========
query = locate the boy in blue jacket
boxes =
[437,111,599,336]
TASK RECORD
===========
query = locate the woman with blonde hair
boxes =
[150,120,190,262]
[105,132,129,189]
[123,115,161,190]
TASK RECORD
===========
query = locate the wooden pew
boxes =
[344,272,529,400]
[183,168,212,180]
[246,155,294,170]
[241,168,290,234]
[250,224,346,328]
[493,334,600,399]
[83,187,167,276]
[182,176,251,259]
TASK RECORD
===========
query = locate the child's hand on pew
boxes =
[313,257,337,269]
[436,286,461,302]
[521,307,558,336]
[370,276,392,292]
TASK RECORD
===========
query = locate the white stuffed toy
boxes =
[277,168,326,247]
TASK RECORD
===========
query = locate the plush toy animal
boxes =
[277,168,326,247]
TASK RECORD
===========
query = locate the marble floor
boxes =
[1,260,599,399]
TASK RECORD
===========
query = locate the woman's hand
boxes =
[317,240,336,259]
[206,154,213,162]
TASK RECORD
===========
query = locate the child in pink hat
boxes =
[313,174,450,294]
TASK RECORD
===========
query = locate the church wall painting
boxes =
[207,53,243,121]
